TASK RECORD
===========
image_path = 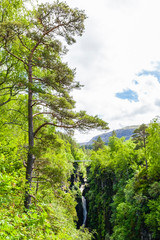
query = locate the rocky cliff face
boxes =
[81,125,139,146]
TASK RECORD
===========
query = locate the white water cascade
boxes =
[80,183,87,227]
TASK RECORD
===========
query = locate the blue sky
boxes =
[138,70,160,82]
[116,89,139,102]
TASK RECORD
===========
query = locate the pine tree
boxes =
[132,124,149,169]
[0,1,108,209]
[132,124,148,149]
[93,136,105,151]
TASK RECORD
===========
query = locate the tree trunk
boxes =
[24,62,34,209]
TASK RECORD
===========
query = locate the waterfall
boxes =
[80,183,87,227]
[82,195,87,226]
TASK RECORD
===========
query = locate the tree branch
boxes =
[17,34,31,51]
[29,18,79,60]
[0,97,11,107]
[4,46,27,65]
[33,112,53,117]
[34,121,76,137]
[7,108,27,118]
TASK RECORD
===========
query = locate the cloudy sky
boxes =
[59,0,160,142]
[39,0,160,142]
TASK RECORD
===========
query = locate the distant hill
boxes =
[81,125,139,147]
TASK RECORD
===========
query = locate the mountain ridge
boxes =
[81,125,139,146]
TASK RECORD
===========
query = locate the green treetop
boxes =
[132,124,149,149]
[93,136,105,151]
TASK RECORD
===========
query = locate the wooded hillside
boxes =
[0,1,160,240]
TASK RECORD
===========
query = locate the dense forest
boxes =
[0,0,160,239]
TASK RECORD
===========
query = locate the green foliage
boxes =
[0,203,92,239]
[86,125,160,239]
[1,1,160,239]
[0,95,92,239]
[0,0,108,210]
[145,196,160,237]
[0,0,107,236]
[0,0,24,22]
[146,119,160,179]
[1,101,160,240]
[0,129,92,239]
